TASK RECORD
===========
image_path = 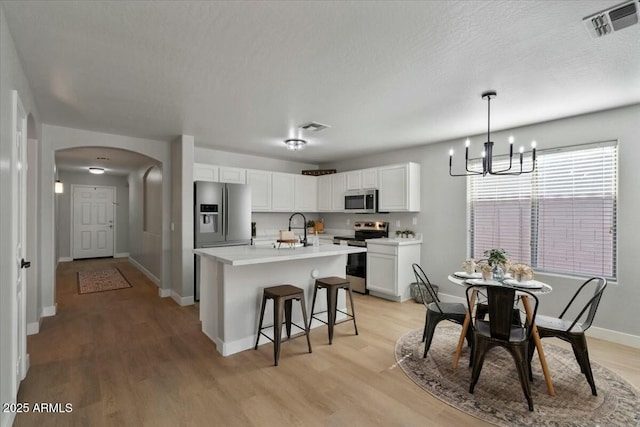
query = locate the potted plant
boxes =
[395,230,402,238]
[306,220,315,234]
[483,248,509,280]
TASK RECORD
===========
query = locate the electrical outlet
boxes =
[396,220,401,227]
[412,217,417,225]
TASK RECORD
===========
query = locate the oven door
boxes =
[345,246,367,294]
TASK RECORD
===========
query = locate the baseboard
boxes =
[58,257,73,263]
[438,292,640,349]
[171,291,194,306]
[128,256,160,286]
[41,304,57,317]
[27,321,40,335]
[114,252,129,258]
[158,288,171,298]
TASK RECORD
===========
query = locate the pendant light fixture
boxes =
[449,91,537,177]
[54,180,64,194]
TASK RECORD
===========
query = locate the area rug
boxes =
[77,268,132,294]
[395,326,640,426]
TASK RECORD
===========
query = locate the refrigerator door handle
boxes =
[224,185,229,237]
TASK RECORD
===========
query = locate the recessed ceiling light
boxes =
[89,167,105,174]
[284,139,307,151]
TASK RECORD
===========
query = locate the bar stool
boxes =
[310,276,358,344]
[254,285,312,366]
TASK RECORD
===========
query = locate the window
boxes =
[468,141,617,279]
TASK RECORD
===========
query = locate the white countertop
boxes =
[194,244,366,266]
[365,237,423,246]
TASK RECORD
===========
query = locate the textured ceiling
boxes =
[4,1,640,165]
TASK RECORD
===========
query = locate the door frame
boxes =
[70,184,117,259]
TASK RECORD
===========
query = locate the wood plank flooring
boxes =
[14,258,640,426]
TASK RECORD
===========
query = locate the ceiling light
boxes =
[89,167,105,174]
[284,139,307,151]
[449,91,537,177]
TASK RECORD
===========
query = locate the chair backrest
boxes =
[411,263,442,312]
[559,277,607,332]
[466,284,538,341]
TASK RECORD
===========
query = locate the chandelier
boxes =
[449,91,537,177]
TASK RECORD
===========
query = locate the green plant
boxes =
[483,248,508,267]
[306,220,315,228]
[395,230,402,237]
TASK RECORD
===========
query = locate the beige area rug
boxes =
[395,326,640,426]
[77,268,132,294]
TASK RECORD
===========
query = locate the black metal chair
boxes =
[412,263,472,360]
[529,277,607,396]
[466,284,538,411]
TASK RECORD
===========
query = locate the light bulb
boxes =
[519,146,524,153]
[465,138,470,148]
[508,136,514,144]
[531,140,537,148]
[481,151,486,158]
[449,149,454,156]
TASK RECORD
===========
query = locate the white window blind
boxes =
[468,141,617,279]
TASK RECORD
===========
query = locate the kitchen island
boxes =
[194,244,366,356]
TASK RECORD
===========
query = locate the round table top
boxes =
[447,273,553,295]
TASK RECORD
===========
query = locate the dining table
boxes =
[447,272,556,396]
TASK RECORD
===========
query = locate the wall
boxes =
[194,146,317,174]
[129,162,163,284]
[323,104,640,343]
[56,170,130,259]
[40,125,172,316]
[0,4,41,426]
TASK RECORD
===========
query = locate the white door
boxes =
[11,91,29,396]
[72,186,115,259]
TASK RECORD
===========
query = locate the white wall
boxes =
[0,5,41,426]
[323,104,640,341]
[56,171,130,259]
[40,125,172,314]
[194,145,317,173]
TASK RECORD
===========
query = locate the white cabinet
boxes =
[219,167,246,184]
[294,174,317,212]
[346,168,378,190]
[194,163,218,182]
[246,169,271,211]
[366,240,422,302]
[317,175,332,211]
[271,172,295,211]
[331,172,346,211]
[378,162,421,212]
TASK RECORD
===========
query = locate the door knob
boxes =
[21,259,31,269]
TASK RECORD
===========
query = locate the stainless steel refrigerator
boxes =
[194,181,251,300]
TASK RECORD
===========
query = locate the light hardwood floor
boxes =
[15,258,640,426]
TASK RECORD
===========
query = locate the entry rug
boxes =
[395,326,640,426]
[77,268,132,294]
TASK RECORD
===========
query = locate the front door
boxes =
[72,185,115,259]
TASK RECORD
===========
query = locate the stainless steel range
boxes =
[333,221,389,294]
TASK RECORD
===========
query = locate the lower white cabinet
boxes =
[366,240,422,302]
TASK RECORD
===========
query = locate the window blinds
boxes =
[468,141,617,279]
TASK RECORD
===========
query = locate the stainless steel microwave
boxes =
[344,189,378,213]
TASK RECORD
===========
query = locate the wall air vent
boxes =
[583,0,639,38]
[299,122,330,132]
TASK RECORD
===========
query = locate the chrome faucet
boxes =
[288,212,308,247]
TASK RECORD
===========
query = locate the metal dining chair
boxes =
[412,263,473,360]
[466,284,538,411]
[529,277,607,396]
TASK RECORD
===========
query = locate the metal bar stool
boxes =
[310,276,358,344]
[254,284,312,366]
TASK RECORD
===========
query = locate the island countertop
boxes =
[194,244,366,266]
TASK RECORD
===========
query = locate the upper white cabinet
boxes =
[378,162,421,212]
[331,172,346,211]
[219,167,246,184]
[294,174,317,212]
[317,175,332,211]
[346,168,378,190]
[271,172,295,211]
[246,169,272,211]
[194,163,218,182]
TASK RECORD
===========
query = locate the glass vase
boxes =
[492,264,505,281]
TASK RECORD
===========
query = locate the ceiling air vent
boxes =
[583,0,639,38]
[299,122,330,132]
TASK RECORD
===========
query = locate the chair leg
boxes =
[571,334,598,396]
[469,339,488,393]
[346,285,358,336]
[327,285,339,344]
[273,297,284,366]
[422,314,441,358]
[310,284,319,323]
[254,294,268,350]
[284,299,293,339]
[298,296,312,354]
[421,311,429,342]
[511,344,534,411]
